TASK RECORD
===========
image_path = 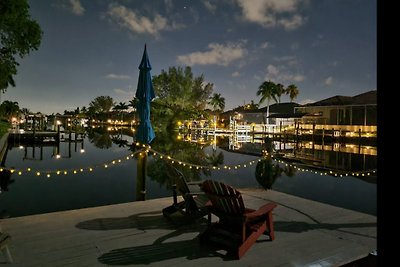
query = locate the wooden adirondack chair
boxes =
[162,169,209,219]
[200,179,277,259]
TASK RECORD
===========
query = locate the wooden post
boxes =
[136,151,147,201]
[56,124,60,142]
[312,123,315,143]
[68,140,71,158]
[32,116,36,140]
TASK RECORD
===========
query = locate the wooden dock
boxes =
[0,189,376,266]
[8,131,59,143]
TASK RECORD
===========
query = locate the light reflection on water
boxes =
[0,129,377,218]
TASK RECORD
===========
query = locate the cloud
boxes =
[291,42,300,50]
[177,41,248,66]
[232,71,240,77]
[203,0,217,13]
[274,55,296,62]
[114,88,134,97]
[274,55,298,66]
[325,76,333,85]
[236,0,306,30]
[328,61,338,67]
[260,42,270,49]
[107,4,181,36]
[265,64,305,83]
[311,34,325,47]
[164,0,174,13]
[105,74,131,80]
[300,99,315,105]
[69,0,85,16]
[278,14,304,30]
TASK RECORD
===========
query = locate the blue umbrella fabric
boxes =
[135,45,155,144]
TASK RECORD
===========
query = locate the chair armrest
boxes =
[186,181,203,185]
[185,192,206,196]
[244,202,277,221]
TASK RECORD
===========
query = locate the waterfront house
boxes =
[293,90,377,139]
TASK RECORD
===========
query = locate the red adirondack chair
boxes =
[200,180,277,259]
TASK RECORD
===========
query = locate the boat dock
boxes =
[0,189,376,266]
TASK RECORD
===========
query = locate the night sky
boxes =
[3,0,376,114]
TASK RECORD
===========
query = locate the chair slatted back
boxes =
[202,180,245,215]
[172,168,199,211]
[174,170,191,197]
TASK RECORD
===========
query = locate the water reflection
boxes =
[145,131,213,189]
[0,126,377,217]
[87,127,113,149]
[0,169,14,192]
[255,156,297,190]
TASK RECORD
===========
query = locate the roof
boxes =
[220,102,302,119]
[267,113,306,118]
[258,102,301,114]
[305,90,376,107]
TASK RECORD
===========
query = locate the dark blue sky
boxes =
[3,0,376,114]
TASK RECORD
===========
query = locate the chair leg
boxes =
[2,245,13,263]
[266,211,275,241]
[0,232,12,263]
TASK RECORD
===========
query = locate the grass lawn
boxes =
[0,120,11,138]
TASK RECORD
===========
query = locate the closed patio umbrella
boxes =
[135,44,155,200]
[135,44,155,144]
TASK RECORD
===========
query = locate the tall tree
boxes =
[245,100,259,110]
[275,83,285,103]
[0,0,43,91]
[208,93,225,112]
[286,84,299,102]
[152,66,213,110]
[0,100,19,121]
[89,96,114,113]
[257,81,277,124]
[152,66,213,130]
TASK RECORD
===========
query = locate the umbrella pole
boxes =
[136,151,147,201]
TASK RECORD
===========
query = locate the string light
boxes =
[0,141,376,179]
[147,147,376,178]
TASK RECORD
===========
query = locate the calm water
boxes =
[0,128,377,218]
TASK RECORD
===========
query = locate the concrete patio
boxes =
[0,189,377,266]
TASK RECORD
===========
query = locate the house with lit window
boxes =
[293,90,377,138]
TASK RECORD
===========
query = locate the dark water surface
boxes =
[0,131,377,218]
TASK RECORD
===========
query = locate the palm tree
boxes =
[208,93,225,112]
[20,108,30,115]
[275,83,285,103]
[113,102,129,122]
[128,97,137,111]
[113,102,129,112]
[257,81,277,124]
[128,97,138,122]
[286,84,299,102]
